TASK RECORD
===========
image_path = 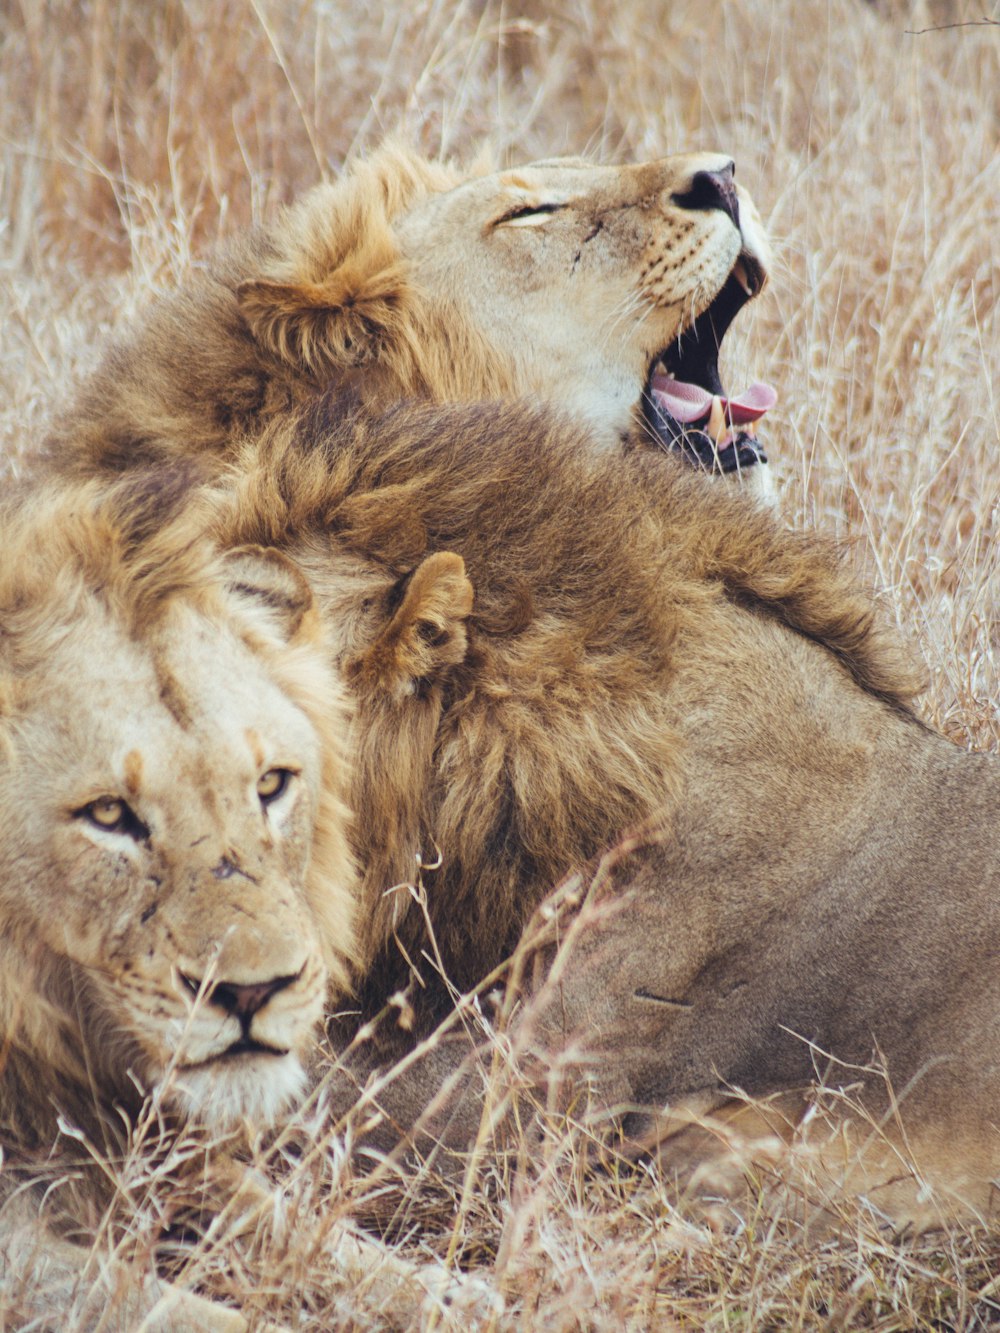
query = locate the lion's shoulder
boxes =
[219,397,923,1014]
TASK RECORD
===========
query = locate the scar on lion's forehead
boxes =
[245,729,266,769]
[123,750,143,794]
[156,666,193,730]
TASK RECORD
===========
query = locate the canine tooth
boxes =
[707,396,727,443]
[732,258,753,297]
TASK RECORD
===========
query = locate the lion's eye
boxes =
[257,768,293,805]
[493,203,566,229]
[77,796,148,839]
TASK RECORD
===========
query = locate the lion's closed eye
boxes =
[492,202,567,229]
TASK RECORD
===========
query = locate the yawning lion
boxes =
[44,143,775,488]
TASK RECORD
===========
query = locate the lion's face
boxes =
[0,530,354,1132]
[393,153,772,471]
[233,147,774,482]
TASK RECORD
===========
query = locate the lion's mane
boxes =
[211,395,923,1027]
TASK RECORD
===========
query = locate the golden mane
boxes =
[0,474,358,1148]
[224,394,922,706]
[44,142,514,480]
[0,467,216,655]
[237,142,512,401]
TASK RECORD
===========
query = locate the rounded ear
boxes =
[236,250,411,377]
[346,551,474,701]
[220,545,317,645]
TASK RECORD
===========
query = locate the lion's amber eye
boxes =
[88,797,125,827]
[77,796,147,839]
[257,768,292,805]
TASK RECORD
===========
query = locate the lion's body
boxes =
[0,480,356,1327]
[538,598,1000,1223]
[212,396,905,1005]
[42,144,770,485]
[200,394,1000,1222]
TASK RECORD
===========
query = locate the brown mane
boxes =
[42,143,512,481]
[211,395,924,1019]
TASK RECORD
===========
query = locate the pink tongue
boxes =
[651,378,714,423]
[726,382,778,424]
[651,375,777,426]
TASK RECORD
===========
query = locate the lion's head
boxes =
[239,146,774,474]
[0,478,356,1144]
[47,143,774,484]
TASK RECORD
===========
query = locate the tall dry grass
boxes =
[1,0,999,1327]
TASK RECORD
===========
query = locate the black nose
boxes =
[673,163,740,228]
[182,971,298,1023]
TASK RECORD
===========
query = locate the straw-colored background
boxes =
[1,1,998,1326]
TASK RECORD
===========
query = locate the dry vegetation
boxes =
[1,0,999,1327]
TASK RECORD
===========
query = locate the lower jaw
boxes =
[642,390,768,475]
[673,427,767,474]
[163,1052,307,1131]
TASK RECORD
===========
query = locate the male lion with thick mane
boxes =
[0,481,480,1330]
[27,141,998,1232]
[43,143,775,489]
[157,390,997,1229]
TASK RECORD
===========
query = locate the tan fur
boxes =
[40,142,770,482]
[0,478,356,1326]
[214,392,916,964]
[189,393,1000,1224]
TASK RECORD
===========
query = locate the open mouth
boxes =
[642,255,776,475]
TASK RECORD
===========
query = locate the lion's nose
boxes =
[673,163,739,228]
[181,970,299,1022]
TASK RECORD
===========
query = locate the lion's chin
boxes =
[165,1051,308,1131]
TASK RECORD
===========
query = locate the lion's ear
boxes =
[237,250,410,378]
[347,551,474,701]
[220,545,317,645]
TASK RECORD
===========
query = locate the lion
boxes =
[183,391,1000,1225]
[0,475,355,1330]
[0,472,503,1328]
[42,142,775,488]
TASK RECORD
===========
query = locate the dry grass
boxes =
[1,0,999,1327]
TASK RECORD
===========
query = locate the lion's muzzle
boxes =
[671,161,741,230]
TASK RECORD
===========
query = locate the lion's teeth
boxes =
[732,258,753,297]
[707,396,727,442]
